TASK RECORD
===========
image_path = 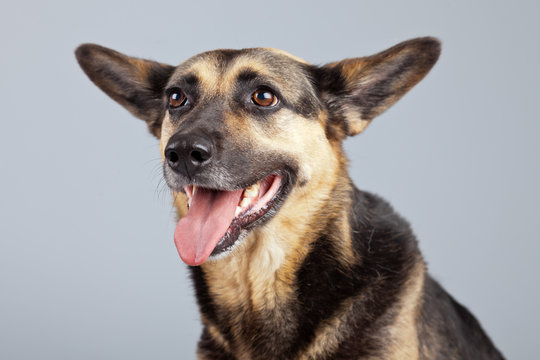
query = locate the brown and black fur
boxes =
[75,38,505,359]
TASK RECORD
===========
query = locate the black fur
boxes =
[417,278,504,360]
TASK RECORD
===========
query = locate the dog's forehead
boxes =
[167,48,314,95]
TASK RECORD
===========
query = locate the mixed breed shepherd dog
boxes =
[76,37,505,359]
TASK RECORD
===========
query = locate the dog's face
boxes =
[76,38,440,266]
[157,49,336,266]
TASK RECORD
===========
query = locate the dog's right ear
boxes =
[75,44,175,138]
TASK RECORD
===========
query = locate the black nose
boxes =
[165,133,214,176]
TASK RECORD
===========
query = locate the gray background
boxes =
[1,0,538,359]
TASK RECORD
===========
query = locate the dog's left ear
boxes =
[75,44,175,138]
[315,37,441,137]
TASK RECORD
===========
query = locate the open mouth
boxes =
[174,173,288,266]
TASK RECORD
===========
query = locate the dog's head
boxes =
[76,38,440,266]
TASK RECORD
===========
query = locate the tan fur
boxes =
[206,322,232,353]
[262,48,309,64]
[220,57,269,86]
[379,261,425,360]
[159,113,175,157]
[343,107,371,135]
[298,297,358,359]
[328,204,356,267]
[300,261,425,360]
[184,56,223,94]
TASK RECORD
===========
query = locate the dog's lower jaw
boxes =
[205,230,248,263]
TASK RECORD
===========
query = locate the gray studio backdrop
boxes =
[1,1,538,359]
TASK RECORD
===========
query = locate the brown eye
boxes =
[252,89,278,107]
[169,89,188,108]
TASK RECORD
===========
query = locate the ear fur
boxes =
[75,44,175,138]
[316,37,441,137]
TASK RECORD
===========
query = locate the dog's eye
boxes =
[169,89,188,108]
[252,89,278,107]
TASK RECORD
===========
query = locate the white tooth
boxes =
[240,197,251,209]
[244,188,257,198]
[192,185,197,196]
[244,183,260,198]
[235,206,242,216]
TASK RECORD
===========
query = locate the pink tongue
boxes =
[174,188,243,266]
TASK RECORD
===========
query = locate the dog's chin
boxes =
[169,171,292,266]
[206,230,249,262]
[208,173,291,259]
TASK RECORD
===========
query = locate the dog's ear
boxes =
[75,44,175,138]
[315,37,441,137]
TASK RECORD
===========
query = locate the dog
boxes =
[75,37,504,359]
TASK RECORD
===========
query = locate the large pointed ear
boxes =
[315,37,441,137]
[75,44,175,138]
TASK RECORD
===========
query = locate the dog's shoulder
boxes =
[418,276,505,359]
